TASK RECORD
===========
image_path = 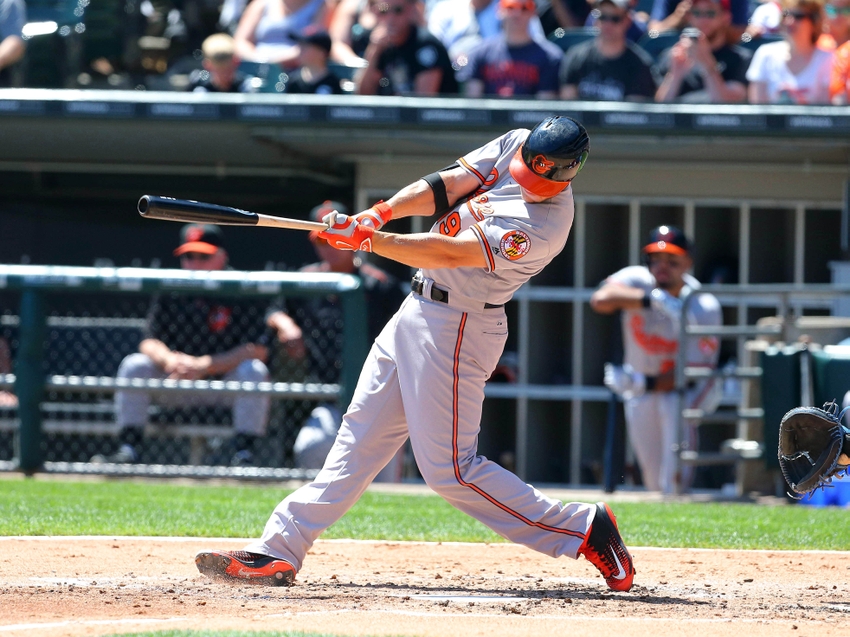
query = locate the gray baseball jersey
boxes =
[246,128,599,573]
[422,129,574,306]
[606,265,721,376]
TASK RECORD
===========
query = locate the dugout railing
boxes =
[673,284,850,496]
[0,264,367,480]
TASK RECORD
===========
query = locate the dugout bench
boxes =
[0,264,367,477]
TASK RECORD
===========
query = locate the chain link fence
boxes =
[0,266,367,479]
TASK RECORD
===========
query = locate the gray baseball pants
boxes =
[115,352,271,435]
[245,294,593,571]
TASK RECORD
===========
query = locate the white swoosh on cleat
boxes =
[610,549,627,580]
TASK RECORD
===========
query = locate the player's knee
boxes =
[117,353,158,379]
[234,358,270,382]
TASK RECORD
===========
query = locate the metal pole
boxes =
[14,289,47,474]
[340,285,368,410]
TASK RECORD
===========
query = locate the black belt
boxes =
[411,276,503,309]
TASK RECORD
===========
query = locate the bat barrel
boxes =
[138,195,260,226]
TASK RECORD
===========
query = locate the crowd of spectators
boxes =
[2,0,849,103]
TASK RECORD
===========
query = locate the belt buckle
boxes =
[411,276,424,296]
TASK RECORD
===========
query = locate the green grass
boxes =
[1,477,849,550]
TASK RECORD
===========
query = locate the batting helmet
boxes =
[643,225,690,257]
[509,116,590,198]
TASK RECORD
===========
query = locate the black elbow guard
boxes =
[420,162,458,216]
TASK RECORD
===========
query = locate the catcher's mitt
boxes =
[778,401,850,497]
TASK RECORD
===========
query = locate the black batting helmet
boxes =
[643,225,690,257]
[509,116,590,198]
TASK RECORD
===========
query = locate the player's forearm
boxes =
[0,36,24,70]
[386,167,480,220]
[139,338,173,369]
[207,343,268,375]
[589,286,647,314]
[370,231,486,270]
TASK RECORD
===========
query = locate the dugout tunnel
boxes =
[0,90,849,487]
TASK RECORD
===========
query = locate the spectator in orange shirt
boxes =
[831,38,850,101]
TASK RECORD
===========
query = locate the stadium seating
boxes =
[636,30,682,60]
[548,27,599,53]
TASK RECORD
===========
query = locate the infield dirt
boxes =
[1,536,848,637]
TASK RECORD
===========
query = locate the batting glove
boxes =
[604,363,646,400]
[317,212,375,252]
[352,201,393,230]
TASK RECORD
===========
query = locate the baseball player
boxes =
[590,226,722,494]
[195,116,636,592]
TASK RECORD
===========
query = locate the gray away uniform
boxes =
[245,129,595,570]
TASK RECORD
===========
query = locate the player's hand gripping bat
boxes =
[138,195,328,232]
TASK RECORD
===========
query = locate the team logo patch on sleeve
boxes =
[500,231,531,261]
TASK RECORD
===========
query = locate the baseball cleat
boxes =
[195,550,296,586]
[577,502,635,592]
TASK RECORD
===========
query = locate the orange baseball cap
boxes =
[173,224,225,256]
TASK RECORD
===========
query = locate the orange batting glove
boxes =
[352,201,393,230]
[317,212,375,252]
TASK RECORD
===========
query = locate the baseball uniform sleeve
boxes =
[470,216,549,274]
[606,265,654,290]
[457,128,527,186]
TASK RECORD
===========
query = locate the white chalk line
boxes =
[1,537,848,555]
[0,617,187,632]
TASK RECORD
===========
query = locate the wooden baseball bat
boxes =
[138,195,328,232]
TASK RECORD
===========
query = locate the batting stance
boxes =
[590,226,722,494]
[195,116,636,592]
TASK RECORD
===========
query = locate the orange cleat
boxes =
[195,550,296,586]
[577,502,635,592]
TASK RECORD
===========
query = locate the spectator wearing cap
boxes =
[188,33,253,93]
[0,0,26,87]
[819,0,850,49]
[232,0,332,68]
[289,200,407,480]
[356,0,458,94]
[648,0,748,44]
[459,0,562,98]
[654,0,751,102]
[747,0,834,103]
[283,28,344,93]
[92,224,305,467]
[559,0,657,101]
[590,225,722,494]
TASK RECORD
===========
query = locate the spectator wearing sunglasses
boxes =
[559,0,656,101]
[654,0,751,102]
[584,0,648,43]
[93,224,305,467]
[648,0,748,44]
[818,0,850,48]
[356,0,458,94]
[289,201,406,480]
[747,0,834,103]
[830,1,850,101]
[459,0,562,98]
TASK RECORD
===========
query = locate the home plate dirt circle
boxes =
[0,537,848,637]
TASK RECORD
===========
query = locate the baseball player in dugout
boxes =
[590,226,722,494]
[195,116,637,593]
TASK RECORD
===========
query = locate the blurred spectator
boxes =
[233,0,332,68]
[585,0,649,42]
[819,0,850,48]
[0,0,26,87]
[92,224,305,467]
[654,0,751,102]
[537,0,594,33]
[648,0,748,44]
[290,200,406,480]
[747,0,834,103]
[283,27,344,92]
[0,336,16,408]
[559,0,657,100]
[428,0,545,63]
[747,0,784,38]
[459,0,562,98]
[831,31,850,101]
[188,33,254,92]
[328,0,381,64]
[356,0,458,94]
